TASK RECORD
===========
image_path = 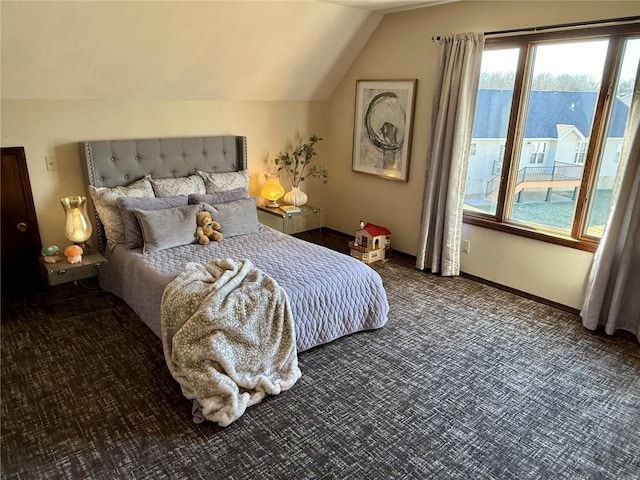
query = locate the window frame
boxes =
[463,22,640,253]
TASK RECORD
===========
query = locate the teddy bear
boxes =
[195,210,223,245]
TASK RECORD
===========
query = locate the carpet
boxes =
[1,245,638,479]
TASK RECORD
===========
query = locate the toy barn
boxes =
[348,223,391,264]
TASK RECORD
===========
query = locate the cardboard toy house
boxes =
[348,223,391,264]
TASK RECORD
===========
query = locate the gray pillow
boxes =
[134,204,202,253]
[188,187,249,206]
[202,197,259,238]
[118,196,188,249]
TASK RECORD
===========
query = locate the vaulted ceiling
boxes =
[0,1,454,102]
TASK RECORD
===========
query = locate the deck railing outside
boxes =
[485,162,583,195]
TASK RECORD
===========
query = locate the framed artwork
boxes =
[352,79,417,182]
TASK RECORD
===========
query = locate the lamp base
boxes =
[266,200,281,208]
[74,242,94,255]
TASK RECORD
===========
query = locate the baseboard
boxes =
[460,272,580,315]
[321,228,578,314]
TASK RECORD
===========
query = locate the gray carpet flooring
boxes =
[1,235,639,479]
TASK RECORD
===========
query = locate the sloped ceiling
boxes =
[1,0,391,102]
[1,0,458,102]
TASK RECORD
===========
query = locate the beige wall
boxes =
[1,99,328,248]
[3,0,637,310]
[326,0,639,309]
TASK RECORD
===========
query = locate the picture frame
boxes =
[352,79,417,182]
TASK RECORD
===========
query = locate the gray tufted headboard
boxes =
[80,135,247,252]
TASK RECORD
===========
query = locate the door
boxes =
[1,147,44,298]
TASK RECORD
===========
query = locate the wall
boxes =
[326,0,639,309]
[1,99,328,248]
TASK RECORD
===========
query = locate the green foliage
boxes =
[274,135,329,187]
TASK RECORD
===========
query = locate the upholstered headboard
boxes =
[80,135,247,252]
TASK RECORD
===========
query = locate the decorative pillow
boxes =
[187,187,249,206]
[118,196,189,249]
[197,170,249,193]
[133,204,202,253]
[149,175,206,198]
[89,177,154,246]
[202,197,260,238]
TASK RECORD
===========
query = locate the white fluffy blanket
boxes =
[161,258,301,427]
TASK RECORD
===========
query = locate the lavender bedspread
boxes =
[99,226,389,352]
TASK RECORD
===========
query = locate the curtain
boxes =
[416,33,484,276]
[581,63,640,342]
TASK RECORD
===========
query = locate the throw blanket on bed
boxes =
[161,258,301,427]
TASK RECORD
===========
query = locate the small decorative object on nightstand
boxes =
[41,245,61,264]
[274,135,328,207]
[349,222,392,264]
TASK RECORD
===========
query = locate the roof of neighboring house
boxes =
[359,223,392,237]
[472,90,629,139]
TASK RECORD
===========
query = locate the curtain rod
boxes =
[431,15,640,42]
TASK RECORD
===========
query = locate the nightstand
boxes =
[41,252,107,286]
[257,205,324,235]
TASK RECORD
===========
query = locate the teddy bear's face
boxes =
[196,211,213,226]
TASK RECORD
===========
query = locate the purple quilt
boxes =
[99,226,389,351]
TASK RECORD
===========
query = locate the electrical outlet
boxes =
[45,155,57,171]
[462,240,471,254]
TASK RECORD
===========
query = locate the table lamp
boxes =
[261,174,285,208]
[61,195,92,252]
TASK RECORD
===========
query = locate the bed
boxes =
[80,135,389,353]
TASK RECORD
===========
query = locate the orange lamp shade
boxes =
[261,174,284,208]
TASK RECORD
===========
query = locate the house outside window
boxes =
[462,23,639,251]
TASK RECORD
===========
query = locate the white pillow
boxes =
[149,174,206,197]
[89,177,155,246]
[197,170,249,193]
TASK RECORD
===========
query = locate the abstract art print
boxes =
[352,79,416,182]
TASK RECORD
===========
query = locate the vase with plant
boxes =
[274,135,329,207]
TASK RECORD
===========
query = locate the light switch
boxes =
[45,155,57,171]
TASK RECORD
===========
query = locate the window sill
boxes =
[463,213,599,253]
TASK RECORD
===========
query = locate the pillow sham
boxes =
[133,204,202,253]
[202,197,260,239]
[149,174,206,198]
[187,187,249,206]
[89,177,155,246]
[118,196,189,249]
[197,170,249,193]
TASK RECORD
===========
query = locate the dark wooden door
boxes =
[1,147,44,298]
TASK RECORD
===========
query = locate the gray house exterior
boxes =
[466,90,629,202]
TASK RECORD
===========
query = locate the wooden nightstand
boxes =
[41,252,107,286]
[257,205,324,235]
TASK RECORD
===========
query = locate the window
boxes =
[528,141,547,164]
[470,142,477,156]
[574,141,587,164]
[463,23,640,251]
[614,141,623,162]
